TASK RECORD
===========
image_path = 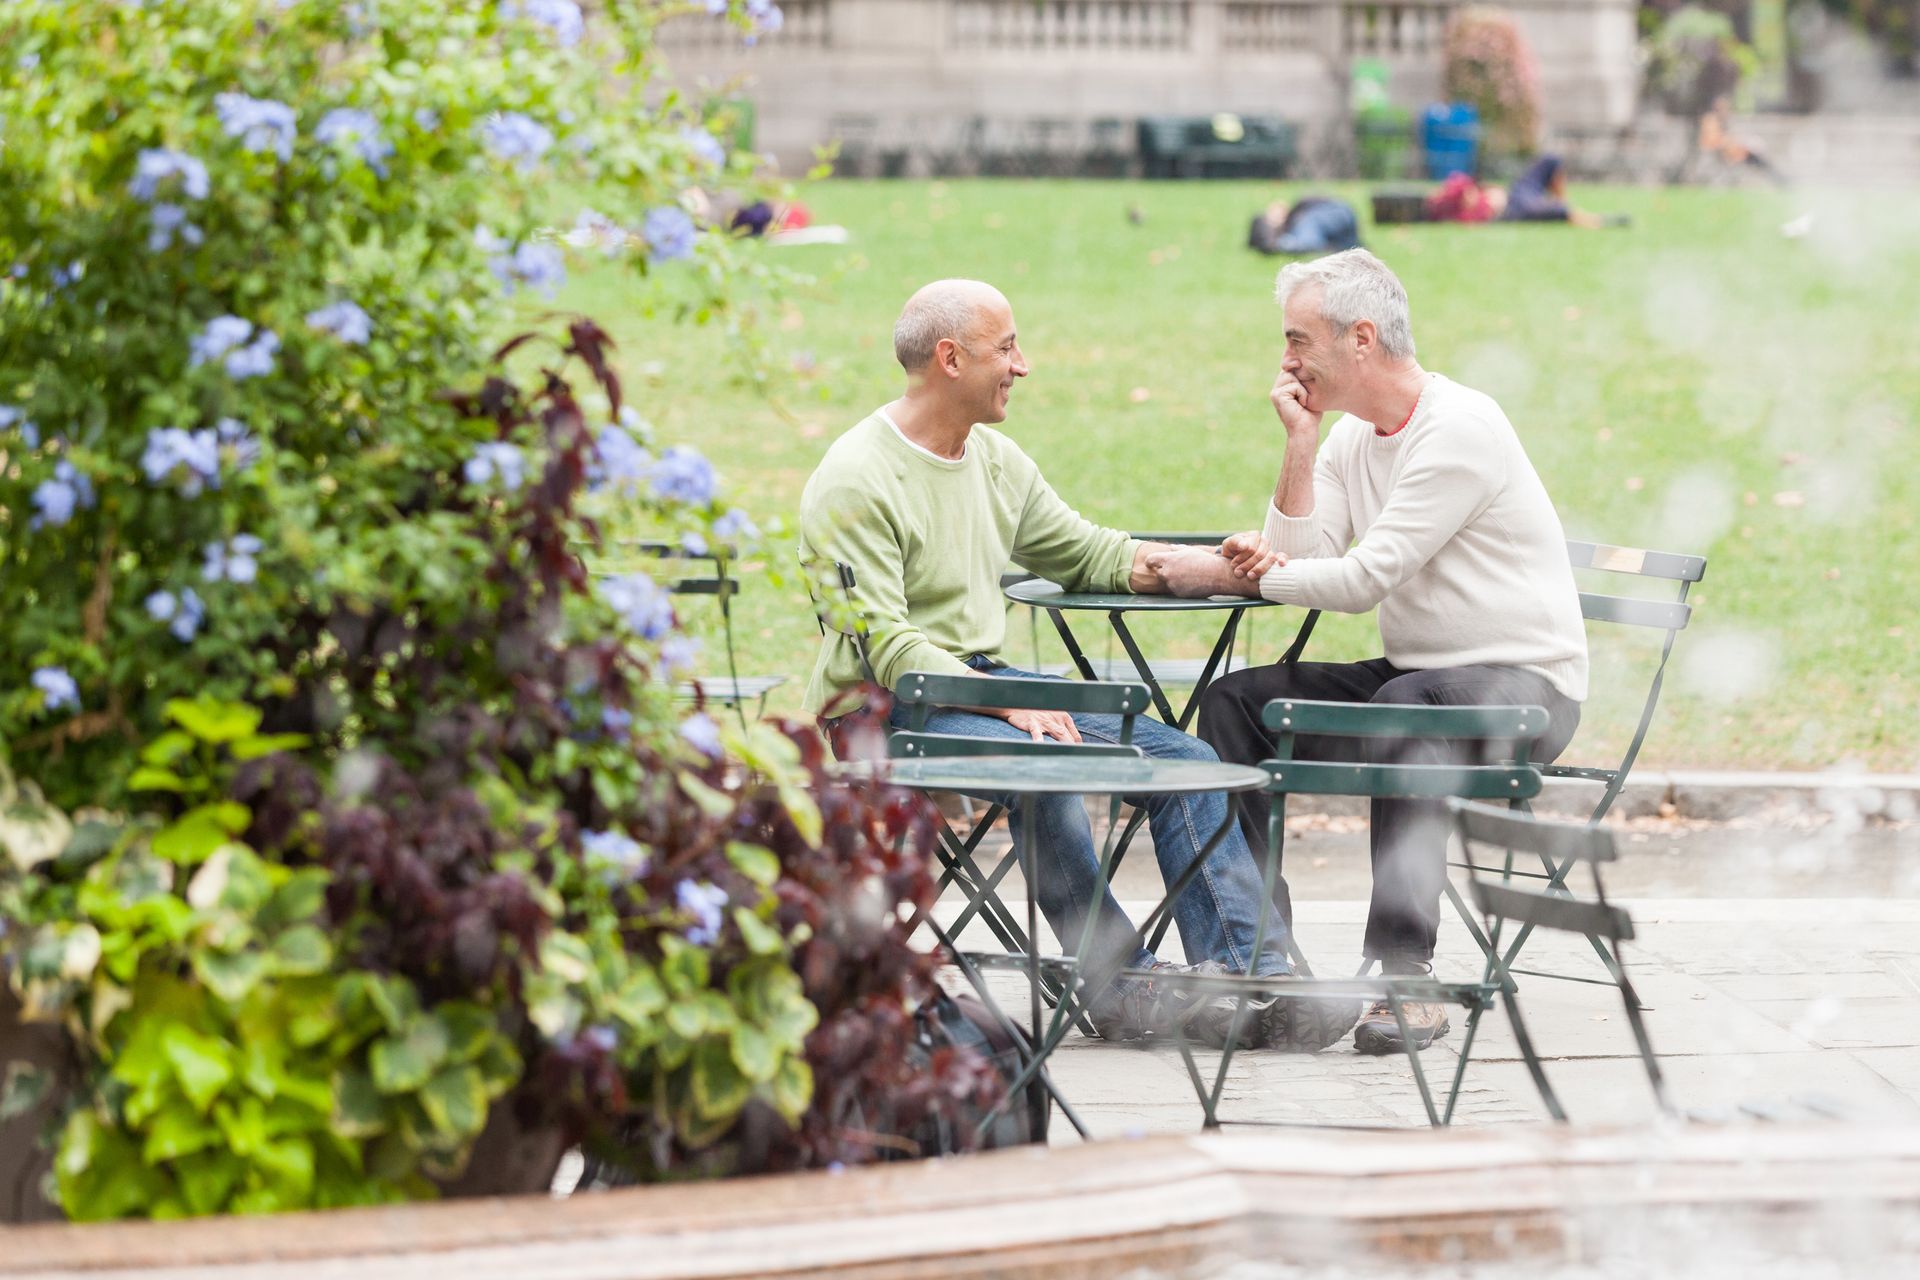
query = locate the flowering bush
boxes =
[0,0,987,1221]
[1442,7,1544,161]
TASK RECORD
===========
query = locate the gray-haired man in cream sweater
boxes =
[1150,248,1588,1057]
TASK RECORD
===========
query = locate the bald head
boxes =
[893,279,1007,372]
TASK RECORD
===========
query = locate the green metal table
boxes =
[1004,578,1280,730]
[883,754,1271,1139]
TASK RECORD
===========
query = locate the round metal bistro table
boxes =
[882,754,1271,1139]
[1003,577,1281,730]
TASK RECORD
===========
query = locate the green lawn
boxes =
[554,179,1920,772]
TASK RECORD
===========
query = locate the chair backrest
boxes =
[616,540,742,610]
[1555,539,1708,821]
[1448,799,1632,943]
[1257,699,1548,803]
[894,672,1151,741]
[887,732,1145,762]
[805,560,879,686]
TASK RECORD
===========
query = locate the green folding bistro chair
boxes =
[1188,697,1550,1128]
[615,541,786,718]
[811,564,1158,972]
[1484,539,1706,987]
[1450,799,1675,1121]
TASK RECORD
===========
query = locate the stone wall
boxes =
[657,0,1640,174]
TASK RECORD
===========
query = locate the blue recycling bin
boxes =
[1420,102,1481,180]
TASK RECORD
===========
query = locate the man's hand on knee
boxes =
[1000,708,1081,743]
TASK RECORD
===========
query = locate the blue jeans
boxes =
[890,660,1293,978]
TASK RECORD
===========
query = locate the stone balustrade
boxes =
[655,0,1638,174]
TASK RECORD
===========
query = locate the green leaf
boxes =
[679,772,735,819]
[192,948,266,1003]
[370,1016,451,1095]
[725,841,780,887]
[665,999,708,1040]
[732,907,785,957]
[0,1062,52,1121]
[363,974,418,1029]
[152,802,250,865]
[266,925,332,977]
[331,1068,389,1139]
[230,732,311,762]
[730,1022,779,1083]
[777,783,823,846]
[162,1024,235,1113]
[172,1150,244,1217]
[690,1037,750,1120]
[164,697,264,745]
[417,1064,488,1141]
[436,1003,497,1065]
[127,767,192,793]
[607,965,668,1026]
[769,1055,813,1123]
[538,931,595,984]
[141,1105,221,1163]
[259,869,329,931]
[139,730,196,767]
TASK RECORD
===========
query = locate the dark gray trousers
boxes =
[1196,657,1581,964]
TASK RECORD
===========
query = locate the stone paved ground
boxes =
[934,813,1920,1136]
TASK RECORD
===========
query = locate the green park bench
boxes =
[1136,115,1297,179]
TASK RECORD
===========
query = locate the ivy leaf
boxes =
[140,1106,221,1163]
[153,803,250,865]
[730,1022,779,1083]
[172,1149,244,1217]
[193,948,266,1003]
[139,729,196,767]
[127,767,191,794]
[253,1137,317,1200]
[664,999,708,1040]
[370,1016,451,1095]
[732,907,784,957]
[161,1024,234,1113]
[436,1003,497,1065]
[266,925,332,977]
[690,1037,750,1120]
[0,1063,51,1121]
[417,1064,487,1141]
[331,1068,389,1139]
[769,1055,812,1124]
[230,732,312,762]
[724,841,780,887]
[164,696,264,744]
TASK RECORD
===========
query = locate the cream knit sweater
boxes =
[1256,373,1589,701]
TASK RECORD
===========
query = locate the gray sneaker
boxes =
[1167,960,1269,1050]
[1083,959,1184,1042]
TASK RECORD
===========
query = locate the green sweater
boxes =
[800,411,1139,714]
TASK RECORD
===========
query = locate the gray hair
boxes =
[1274,249,1416,360]
[893,279,998,371]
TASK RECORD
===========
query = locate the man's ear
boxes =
[1350,319,1378,360]
[934,337,965,380]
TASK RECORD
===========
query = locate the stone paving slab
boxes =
[937,894,1920,1137]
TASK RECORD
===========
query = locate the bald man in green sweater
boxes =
[799,280,1359,1052]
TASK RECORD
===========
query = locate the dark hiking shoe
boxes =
[1259,986,1365,1053]
[1353,998,1452,1055]
[1084,960,1184,1042]
[1166,960,1266,1050]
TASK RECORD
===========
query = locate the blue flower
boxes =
[598,573,675,640]
[147,203,204,253]
[703,0,727,13]
[414,107,442,132]
[481,112,554,169]
[642,206,699,262]
[502,0,584,46]
[0,405,37,448]
[31,666,79,713]
[306,299,372,345]
[680,125,726,170]
[712,506,759,546]
[680,712,724,759]
[216,417,261,470]
[679,530,709,556]
[128,148,209,202]
[30,461,94,530]
[202,533,263,584]
[50,261,84,290]
[659,635,701,677]
[145,587,207,642]
[581,828,648,876]
[478,228,568,298]
[214,92,297,160]
[649,445,716,505]
[565,207,627,255]
[587,425,651,492]
[744,0,783,33]
[315,108,393,177]
[601,705,633,735]
[189,315,278,378]
[142,426,222,496]
[676,880,728,946]
[463,441,526,492]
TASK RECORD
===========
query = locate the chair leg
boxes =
[1441,1001,1488,1125]
[1387,993,1442,1127]
[1501,989,1568,1122]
